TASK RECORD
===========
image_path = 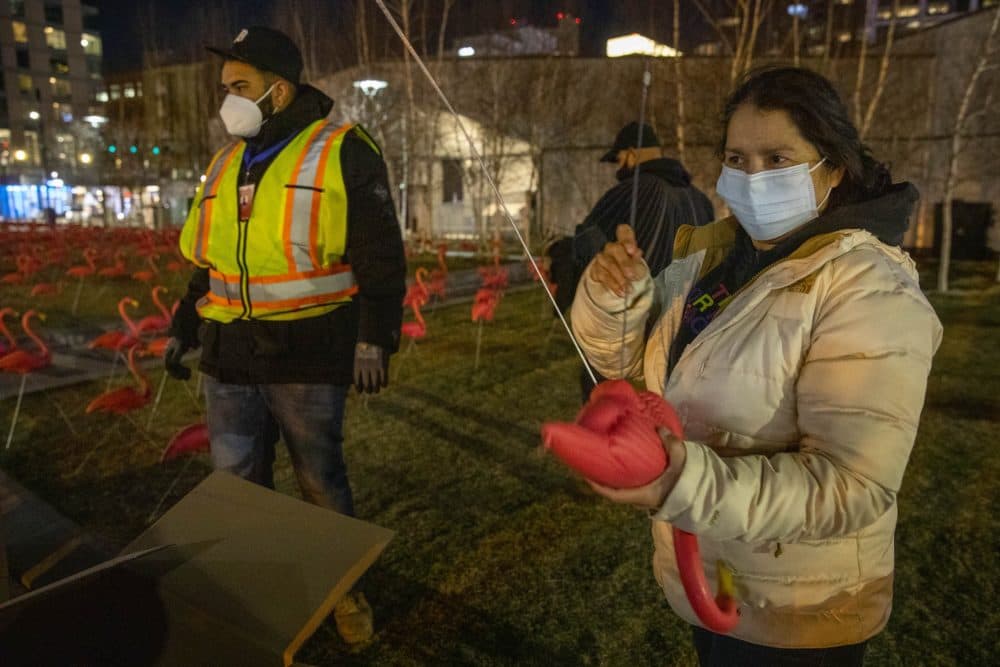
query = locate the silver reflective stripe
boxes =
[195,144,238,262]
[247,270,356,303]
[210,271,356,306]
[286,123,345,273]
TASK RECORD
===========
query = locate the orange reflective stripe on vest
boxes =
[283,122,352,274]
[193,143,241,265]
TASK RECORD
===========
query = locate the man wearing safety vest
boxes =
[165,27,406,645]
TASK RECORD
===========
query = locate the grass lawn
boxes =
[0,259,997,666]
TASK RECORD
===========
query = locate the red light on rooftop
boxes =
[557,12,565,20]
[510,18,517,25]
[575,17,581,24]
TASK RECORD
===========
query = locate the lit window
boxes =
[897,6,920,18]
[877,10,892,19]
[45,28,66,50]
[81,33,102,56]
[927,2,951,14]
[11,21,28,43]
[18,74,32,93]
[109,84,120,100]
[124,85,136,98]
[838,31,853,43]
[95,90,109,103]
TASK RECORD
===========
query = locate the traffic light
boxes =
[152,146,161,155]
[129,145,138,154]
[108,144,117,153]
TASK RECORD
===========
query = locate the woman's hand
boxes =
[589,224,648,298]
[587,428,687,510]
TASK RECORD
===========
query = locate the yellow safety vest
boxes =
[180,120,379,322]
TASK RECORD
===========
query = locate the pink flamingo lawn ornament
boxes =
[97,250,128,278]
[541,380,739,633]
[131,254,160,283]
[0,307,17,356]
[1,255,35,284]
[88,297,142,353]
[134,286,171,334]
[471,287,502,370]
[85,344,151,415]
[400,299,427,352]
[89,297,143,389]
[29,281,63,297]
[0,310,51,449]
[65,247,98,315]
[147,421,211,524]
[427,244,449,306]
[404,267,430,309]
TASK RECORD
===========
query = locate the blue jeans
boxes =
[203,378,355,516]
[692,627,867,667]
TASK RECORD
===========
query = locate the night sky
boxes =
[93,0,700,75]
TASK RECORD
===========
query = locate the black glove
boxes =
[353,342,388,394]
[164,337,192,380]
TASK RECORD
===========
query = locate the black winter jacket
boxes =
[169,85,406,385]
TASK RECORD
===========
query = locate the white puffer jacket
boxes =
[571,218,942,648]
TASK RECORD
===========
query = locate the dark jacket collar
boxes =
[247,84,334,150]
[616,157,692,187]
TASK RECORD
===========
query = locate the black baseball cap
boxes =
[207,26,303,84]
[599,122,661,162]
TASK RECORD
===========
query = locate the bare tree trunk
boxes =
[939,6,1000,292]
[793,16,800,67]
[673,0,687,165]
[852,27,869,127]
[730,0,753,83]
[356,0,371,66]
[822,0,835,73]
[436,0,455,59]
[743,0,769,73]
[860,0,899,140]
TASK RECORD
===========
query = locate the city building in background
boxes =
[0,0,105,221]
[453,12,580,58]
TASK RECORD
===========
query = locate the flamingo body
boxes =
[540,379,739,634]
[161,423,210,462]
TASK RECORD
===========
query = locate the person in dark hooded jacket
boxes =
[568,122,714,400]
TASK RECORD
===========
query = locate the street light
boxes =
[80,152,92,164]
[28,111,40,120]
[352,79,388,96]
[13,149,27,161]
[458,46,475,57]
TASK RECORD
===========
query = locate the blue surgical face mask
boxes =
[715,158,833,242]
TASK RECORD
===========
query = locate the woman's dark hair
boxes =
[718,66,892,208]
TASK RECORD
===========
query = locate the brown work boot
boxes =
[333,591,374,645]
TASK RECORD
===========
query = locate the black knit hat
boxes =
[207,26,303,84]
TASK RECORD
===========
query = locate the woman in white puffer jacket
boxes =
[572,67,942,666]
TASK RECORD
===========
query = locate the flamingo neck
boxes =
[152,288,169,318]
[119,301,139,335]
[413,303,425,327]
[22,314,49,358]
[127,347,150,395]
[415,268,427,289]
[0,314,15,348]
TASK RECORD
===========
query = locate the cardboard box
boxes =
[0,471,394,666]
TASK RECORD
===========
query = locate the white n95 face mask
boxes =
[218,83,277,138]
[715,158,832,242]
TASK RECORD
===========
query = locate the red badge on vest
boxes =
[238,184,256,222]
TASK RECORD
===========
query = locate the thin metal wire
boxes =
[622,62,653,378]
[373,0,598,384]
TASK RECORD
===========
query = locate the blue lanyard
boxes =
[241,133,296,176]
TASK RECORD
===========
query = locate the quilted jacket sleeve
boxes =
[570,262,655,380]
[654,248,943,543]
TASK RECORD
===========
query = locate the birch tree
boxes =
[938,7,1000,292]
